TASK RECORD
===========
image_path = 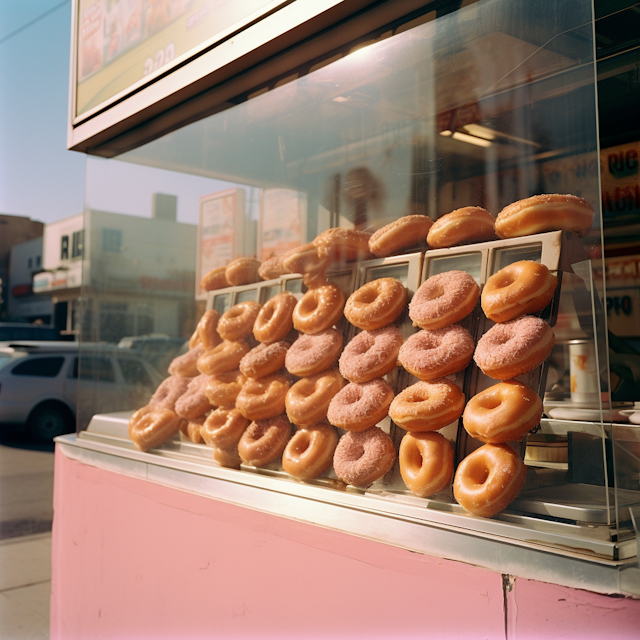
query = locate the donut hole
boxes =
[357,289,379,305]
[468,463,490,486]
[407,445,423,471]
[495,272,517,289]
[477,396,502,411]
[425,285,445,301]
[262,305,275,322]
[291,433,311,455]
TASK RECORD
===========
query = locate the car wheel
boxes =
[27,404,73,442]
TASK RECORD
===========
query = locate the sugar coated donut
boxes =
[237,414,292,467]
[197,340,250,376]
[258,255,288,280]
[213,446,242,469]
[427,207,496,248]
[174,374,212,420]
[128,405,183,452]
[463,380,543,444]
[189,309,221,349]
[333,427,396,487]
[205,369,246,408]
[474,316,554,380]
[399,431,454,497]
[218,301,261,341]
[409,271,479,330]
[240,341,289,380]
[344,278,407,330]
[293,284,345,334]
[389,379,465,432]
[313,228,372,263]
[180,415,206,444]
[149,375,190,411]
[398,325,474,381]
[200,266,229,292]
[481,260,558,323]
[327,379,394,432]
[253,292,297,343]
[282,423,339,480]
[285,369,345,427]
[454,443,527,517]
[169,344,204,378]
[236,373,291,421]
[369,215,433,257]
[225,257,261,286]
[495,194,594,239]
[201,408,250,449]
[286,329,344,377]
[339,326,402,383]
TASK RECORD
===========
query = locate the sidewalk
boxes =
[0,532,51,639]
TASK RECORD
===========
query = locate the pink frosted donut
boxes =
[474,315,555,380]
[333,427,396,487]
[240,341,289,380]
[398,325,474,381]
[409,271,479,330]
[327,379,394,432]
[285,329,344,377]
[168,344,204,378]
[149,375,190,411]
[174,374,213,420]
[339,326,402,383]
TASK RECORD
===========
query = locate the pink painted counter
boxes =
[50,447,640,638]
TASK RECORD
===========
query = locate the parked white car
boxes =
[0,341,163,441]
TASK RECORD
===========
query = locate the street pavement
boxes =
[0,437,54,638]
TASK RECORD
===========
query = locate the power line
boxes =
[0,0,70,47]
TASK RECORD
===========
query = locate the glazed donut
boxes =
[481,260,558,323]
[282,243,329,287]
[285,369,345,427]
[282,423,339,480]
[149,375,190,411]
[333,427,396,487]
[258,255,288,281]
[399,431,454,497]
[169,344,204,378]
[389,379,465,432]
[313,228,372,263]
[201,408,250,449]
[286,329,343,377]
[369,215,433,257]
[128,405,183,452]
[225,257,261,286]
[398,325,474,381]
[427,207,496,248]
[174,374,212,420]
[197,340,250,376]
[253,292,297,343]
[474,316,555,380]
[204,369,246,408]
[240,341,290,380]
[180,415,206,444]
[213,446,242,469]
[495,194,595,239]
[327,379,394,432]
[200,266,229,292]
[293,284,345,334]
[338,326,402,383]
[217,301,261,341]
[235,373,291,421]
[453,443,527,517]
[237,414,292,467]
[189,309,221,349]
[463,380,543,444]
[409,271,480,330]
[344,278,407,330]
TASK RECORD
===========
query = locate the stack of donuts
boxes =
[453,260,558,517]
[326,277,406,487]
[389,270,479,498]
[128,309,223,452]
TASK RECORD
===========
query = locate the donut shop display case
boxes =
[54,0,640,625]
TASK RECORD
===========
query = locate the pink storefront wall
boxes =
[51,448,640,639]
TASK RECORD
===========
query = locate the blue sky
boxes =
[0,1,235,226]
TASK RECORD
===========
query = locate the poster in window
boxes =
[258,189,307,263]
